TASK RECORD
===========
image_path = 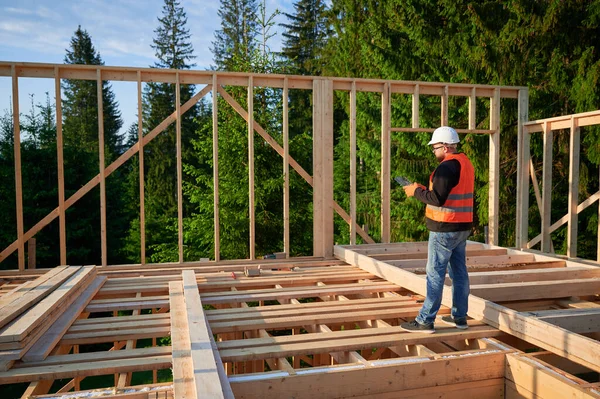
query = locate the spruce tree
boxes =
[62,26,127,265]
[212,0,259,71]
[139,0,199,262]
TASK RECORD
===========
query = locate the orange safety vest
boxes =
[425,153,474,223]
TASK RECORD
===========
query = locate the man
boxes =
[400,126,474,333]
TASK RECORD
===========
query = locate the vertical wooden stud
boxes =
[137,71,146,265]
[27,238,35,269]
[97,69,107,266]
[55,66,67,265]
[488,88,500,246]
[176,72,183,263]
[541,121,553,253]
[381,82,391,243]
[212,74,220,261]
[412,84,419,129]
[350,81,357,245]
[441,85,449,126]
[248,76,255,260]
[11,65,25,271]
[312,79,334,257]
[567,116,580,258]
[468,87,476,130]
[283,78,290,258]
[516,88,529,249]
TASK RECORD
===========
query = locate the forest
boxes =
[1,0,600,269]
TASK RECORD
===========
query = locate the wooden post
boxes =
[567,116,580,258]
[27,238,35,269]
[137,71,146,265]
[312,79,334,257]
[516,88,529,249]
[541,121,553,253]
[176,72,183,263]
[283,78,290,258]
[11,65,25,271]
[441,85,449,126]
[412,84,419,128]
[468,87,476,130]
[97,69,107,266]
[55,66,67,265]
[381,82,391,243]
[212,74,220,261]
[248,76,255,260]
[488,88,500,246]
[350,81,357,245]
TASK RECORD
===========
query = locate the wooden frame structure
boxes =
[0,61,526,270]
[2,61,600,398]
[517,110,600,260]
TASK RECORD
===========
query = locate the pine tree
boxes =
[62,26,127,265]
[212,0,259,71]
[140,0,199,262]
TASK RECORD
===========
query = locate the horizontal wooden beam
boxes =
[229,352,506,398]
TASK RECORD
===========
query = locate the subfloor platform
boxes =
[0,242,599,398]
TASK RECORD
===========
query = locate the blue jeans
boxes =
[415,230,471,325]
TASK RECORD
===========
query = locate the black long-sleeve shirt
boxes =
[414,159,473,232]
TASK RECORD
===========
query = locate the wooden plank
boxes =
[248,77,255,260]
[22,276,106,362]
[137,71,146,264]
[387,254,535,268]
[18,344,170,369]
[505,353,598,399]
[210,305,449,334]
[381,82,391,243]
[335,244,600,372]
[568,116,580,258]
[441,85,448,125]
[412,84,419,128]
[516,88,530,248]
[488,88,500,245]
[372,247,507,260]
[182,270,233,398]
[467,266,600,285]
[345,379,505,399]
[528,308,600,334]
[12,65,25,271]
[97,69,107,267]
[0,266,71,312]
[470,278,600,302]
[213,74,220,261]
[27,238,35,269]
[0,355,172,384]
[229,352,506,399]
[283,77,290,256]
[0,266,95,344]
[169,280,196,398]
[350,81,357,245]
[312,80,335,256]
[468,87,476,130]
[217,324,497,353]
[176,73,183,264]
[541,121,553,252]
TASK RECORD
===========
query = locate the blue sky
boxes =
[0,0,293,135]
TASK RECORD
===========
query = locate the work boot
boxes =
[400,319,435,334]
[441,315,468,329]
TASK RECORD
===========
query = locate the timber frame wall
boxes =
[0,61,528,270]
[517,110,600,260]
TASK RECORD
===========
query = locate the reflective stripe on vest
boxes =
[425,153,474,223]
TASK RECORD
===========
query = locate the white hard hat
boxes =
[428,126,460,145]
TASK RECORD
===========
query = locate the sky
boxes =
[0,0,293,135]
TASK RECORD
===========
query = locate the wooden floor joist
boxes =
[0,243,599,398]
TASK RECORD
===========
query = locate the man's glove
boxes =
[403,182,426,197]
